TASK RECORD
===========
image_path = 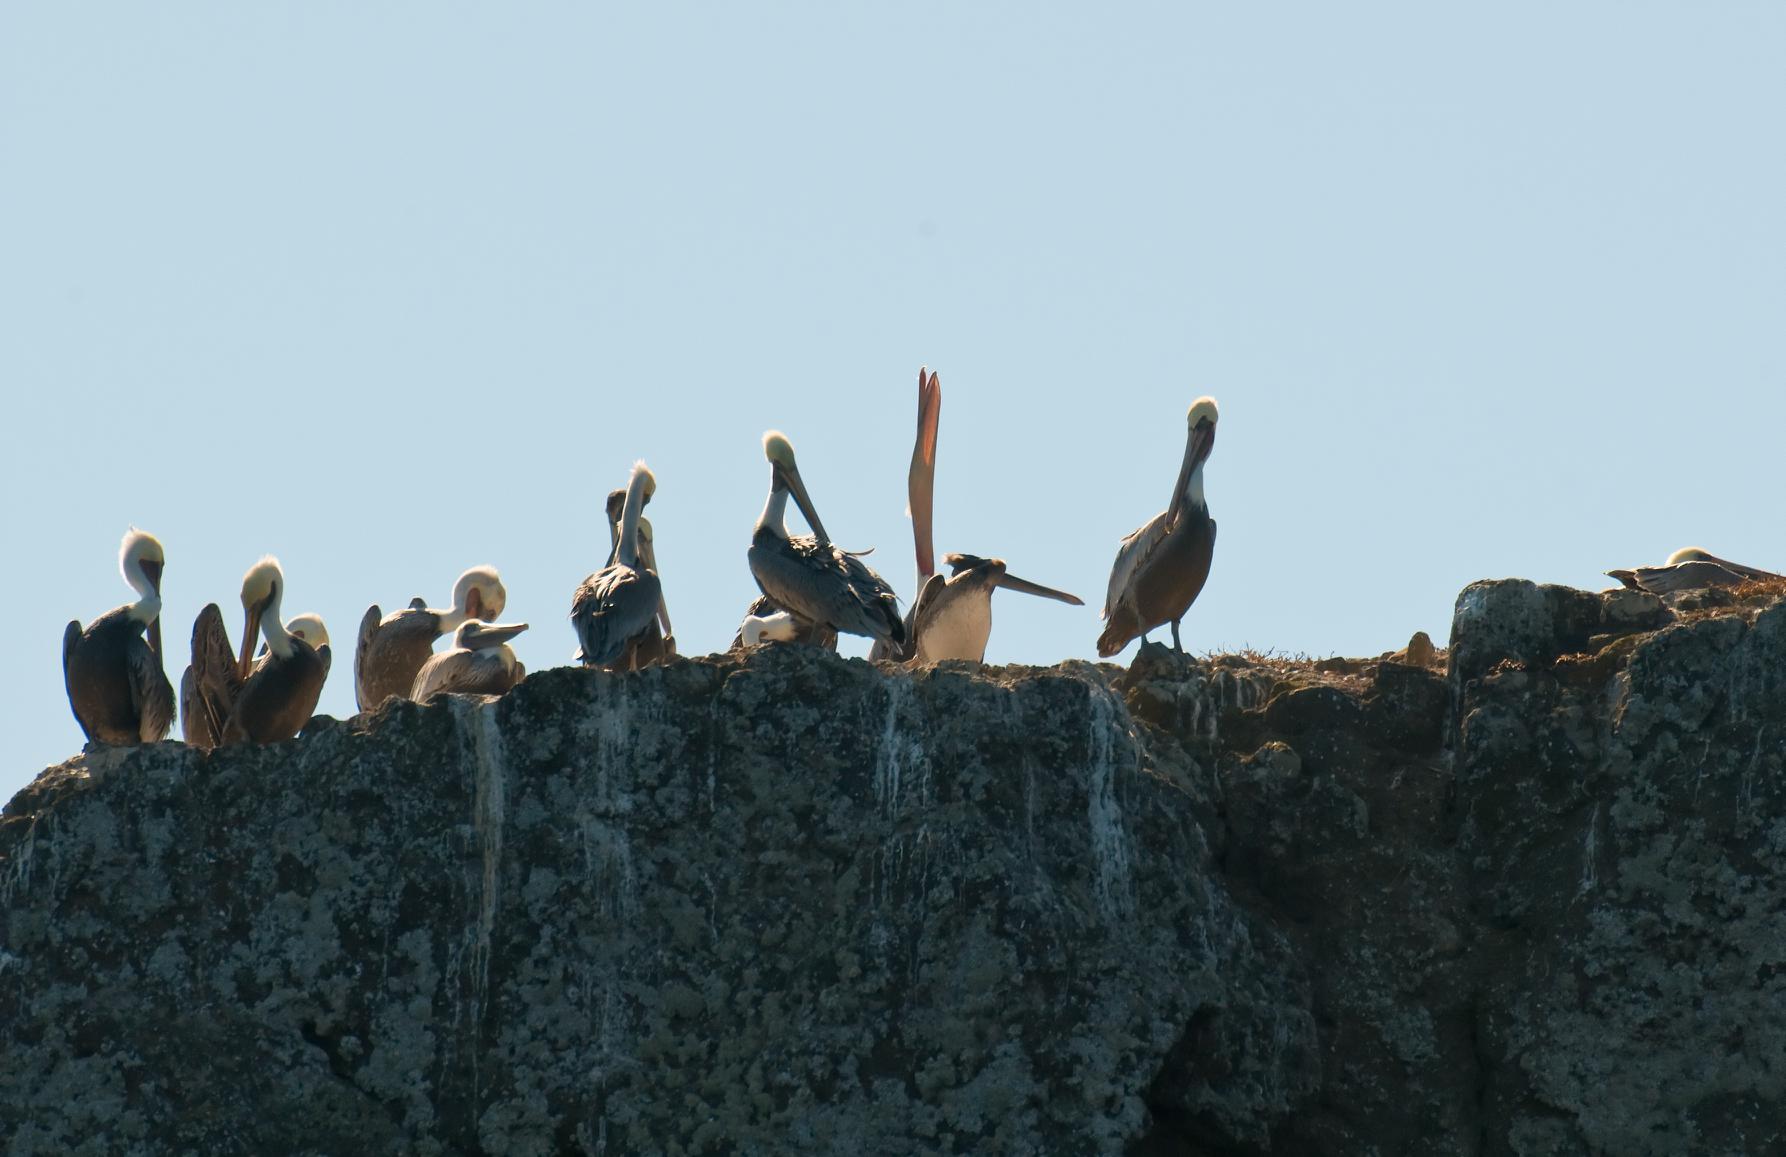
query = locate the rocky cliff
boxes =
[3,579,1783,1155]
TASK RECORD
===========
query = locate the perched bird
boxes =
[746,431,905,648]
[572,462,666,671]
[731,594,837,650]
[606,486,676,664]
[412,620,529,702]
[63,528,176,745]
[1099,397,1220,657]
[186,605,329,748]
[1607,547,1783,595]
[870,367,1082,664]
[355,566,507,712]
[186,558,330,747]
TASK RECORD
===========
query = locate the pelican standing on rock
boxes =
[606,486,676,664]
[63,529,176,745]
[185,558,330,747]
[1098,397,1220,657]
[413,620,529,702]
[572,462,665,671]
[747,431,905,650]
[354,566,507,711]
[872,368,1083,664]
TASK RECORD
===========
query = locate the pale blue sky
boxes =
[6,4,1784,801]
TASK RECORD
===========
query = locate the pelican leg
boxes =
[1171,619,1184,653]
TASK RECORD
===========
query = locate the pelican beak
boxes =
[476,621,530,647]
[148,616,163,660]
[1166,421,1215,528]
[909,368,941,579]
[237,599,264,680]
[996,572,1085,606]
[779,461,830,544]
[466,587,485,621]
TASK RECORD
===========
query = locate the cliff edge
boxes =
[3,579,1783,1155]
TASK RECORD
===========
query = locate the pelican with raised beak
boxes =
[1099,397,1219,656]
[572,462,666,671]
[355,566,507,711]
[413,620,529,702]
[747,431,905,649]
[606,486,675,664]
[185,558,330,747]
[872,368,1082,664]
[63,528,176,745]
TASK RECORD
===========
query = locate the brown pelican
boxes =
[606,487,676,664]
[1606,547,1783,594]
[729,596,838,650]
[572,462,665,671]
[412,620,528,702]
[870,368,1082,664]
[747,431,905,648]
[223,558,330,744]
[1098,397,1219,657]
[354,566,506,711]
[63,529,176,745]
[185,558,330,747]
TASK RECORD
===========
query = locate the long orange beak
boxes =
[1166,422,1216,528]
[908,367,941,579]
[237,601,262,680]
[779,461,830,544]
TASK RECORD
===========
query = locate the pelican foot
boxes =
[1170,620,1184,653]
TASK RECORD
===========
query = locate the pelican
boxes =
[870,367,1082,664]
[412,620,529,702]
[730,595,838,650]
[747,431,905,648]
[63,528,176,745]
[1606,547,1782,595]
[354,566,506,711]
[185,558,330,747]
[606,487,676,664]
[572,462,665,671]
[1099,397,1219,657]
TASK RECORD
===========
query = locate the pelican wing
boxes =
[1102,510,1171,620]
[353,604,381,709]
[127,633,175,743]
[750,534,904,646]
[415,649,519,702]
[571,564,663,669]
[184,603,241,749]
[355,605,443,711]
[61,621,89,742]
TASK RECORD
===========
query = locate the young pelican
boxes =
[220,558,330,744]
[1099,397,1220,656]
[747,431,905,648]
[1606,546,1782,594]
[412,620,529,702]
[354,566,506,711]
[871,368,1082,664]
[729,595,837,650]
[606,486,675,663]
[63,528,176,745]
[572,462,665,671]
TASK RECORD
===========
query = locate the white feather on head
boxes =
[451,566,506,620]
[1187,397,1220,426]
[762,431,797,467]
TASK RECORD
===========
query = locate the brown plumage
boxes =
[64,530,175,746]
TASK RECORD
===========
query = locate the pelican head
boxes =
[285,613,330,651]
[238,556,286,676]
[455,619,530,650]
[1168,396,1221,526]
[1667,547,1712,564]
[120,529,167,651]
[451,565,507,624]
[761,430,830,543]
[613,461,655,568]
[742,610,800,646]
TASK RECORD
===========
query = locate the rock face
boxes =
[2,579,1783,1155]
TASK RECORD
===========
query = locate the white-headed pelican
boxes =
[572,462,666,671]
[747,431,904,648]
[413,620,529,702]
[63,528,175,745]
[1607,546,1782,595]
[354,566,506,712]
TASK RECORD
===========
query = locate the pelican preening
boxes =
[355,566,507,711]
[182,558,331,748]
[572,462,667,671]
[1099,397,1219,657]
[1607,547,1783,595]
[871,368,1083,664]
[746,431,905,648]
[413,620,529,702]
[63,529,176,745]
